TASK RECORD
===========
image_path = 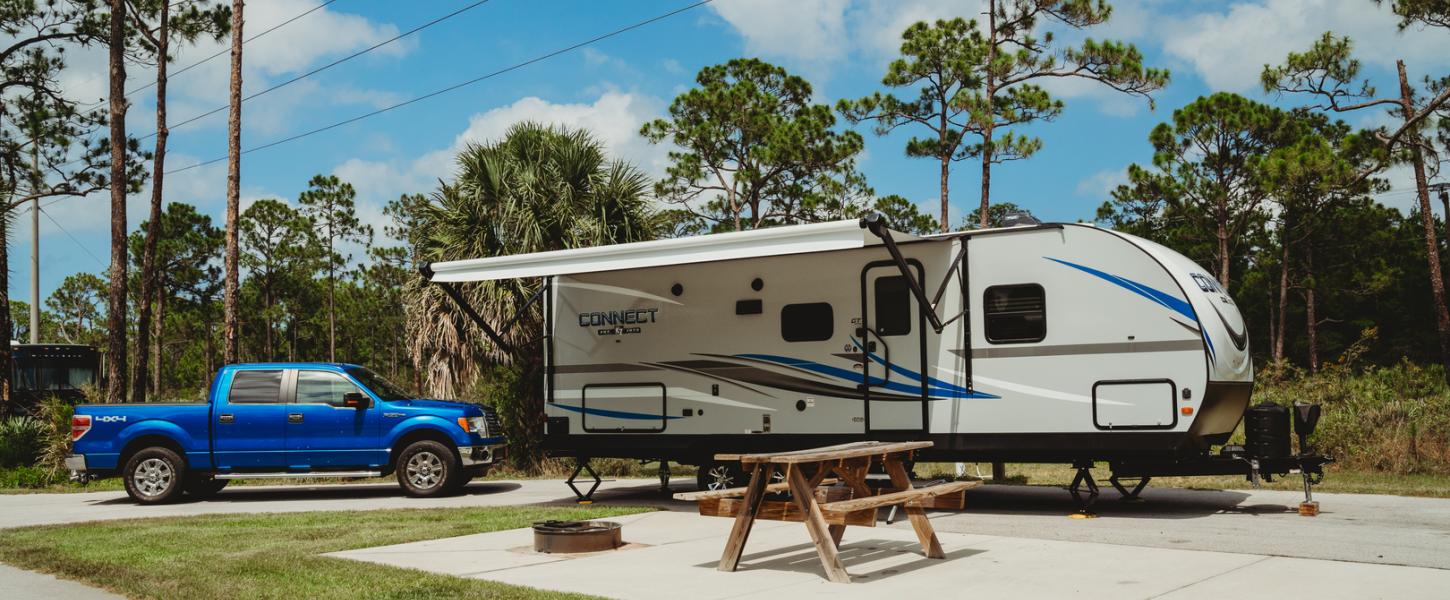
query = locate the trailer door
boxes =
[861,261,928,434]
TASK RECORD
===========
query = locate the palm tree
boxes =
[404,122,659,468]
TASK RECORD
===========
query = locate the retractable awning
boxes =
[425,219,918,283]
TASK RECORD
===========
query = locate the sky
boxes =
[16,0,1450,306]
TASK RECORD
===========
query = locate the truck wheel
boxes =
[183,477,229,499]
[123,447,187,504]
[396,440,463,497]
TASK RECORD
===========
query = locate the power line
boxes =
[80,0,342,110]
[153,0,497,139]
[168,0,716,174]
[38,206,106,267]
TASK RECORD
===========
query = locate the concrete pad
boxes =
[329,511,1450,599]
[0,563,124,600]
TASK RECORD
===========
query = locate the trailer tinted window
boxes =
[228,370,283,404]
[781,303,834,342]
[874,276,912,336]
[984,284,1046,343]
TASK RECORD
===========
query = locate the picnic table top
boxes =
[716,440,933,464]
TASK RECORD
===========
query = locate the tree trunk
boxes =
[328,239,336,362]
[938,105,950,232]
[134,3,170,403]
[1304,238,1318,373]
[151,285,164,395]
[1216,217,1230,289]
[0,218,12,413]
[1399,60,1450,384]
[1274,229,1289,363]
[263,283,273,360]
[978,0,998,229]
[222,0,244,364]
[105,0,129,404]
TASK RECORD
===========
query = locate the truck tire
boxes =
[183,477,229,499]
[122,447,187,504]
[396,440,464,497]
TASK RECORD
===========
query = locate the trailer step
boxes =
[213,471,382,480]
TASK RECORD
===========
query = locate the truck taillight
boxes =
[71,415,92,441]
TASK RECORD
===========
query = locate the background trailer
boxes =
[425,217,1328,508]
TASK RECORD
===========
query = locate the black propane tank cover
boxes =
[1244,402,1291,459]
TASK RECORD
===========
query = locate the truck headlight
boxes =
[467,416,489,437]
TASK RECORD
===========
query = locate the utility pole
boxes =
[1434,183,1450,251]
[29,134,39,344]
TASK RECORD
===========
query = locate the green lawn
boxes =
[917,462,1450,498]
[0,505,652,599]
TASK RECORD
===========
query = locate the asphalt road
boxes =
[2,477,1448,571]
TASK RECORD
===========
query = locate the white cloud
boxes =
[709,0,852,62]
[332,90,671,243]
[1075,168,1128,199]
[1160,0,1450,94]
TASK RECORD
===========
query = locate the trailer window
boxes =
[228,370,283,404]
[984,284,1046,343]
[781,302,834,342]
[874,276,913,336]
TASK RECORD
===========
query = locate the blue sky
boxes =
[20,0,1450,304]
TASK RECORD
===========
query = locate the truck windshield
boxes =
[345,367,415,401]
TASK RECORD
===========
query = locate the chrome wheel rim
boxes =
[132,458,174,498]
[406,451,445,489]
[704,465,736,490]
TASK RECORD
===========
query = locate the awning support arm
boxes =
[420,263,516,355]
[859,215,949,333]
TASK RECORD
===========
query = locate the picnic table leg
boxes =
[718,463,770,572]
[787,465,851,583]
[885,458,946,559]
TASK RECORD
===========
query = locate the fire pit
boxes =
[532,520,623,553]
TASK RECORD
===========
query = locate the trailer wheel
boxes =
[396,440,464,497]
[122,447,187,504]
[696,460,745,491]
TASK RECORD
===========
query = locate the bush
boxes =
[0,416,46,468]
[1256,360,1450,474]
[0,465,56,488]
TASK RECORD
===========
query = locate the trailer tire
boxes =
[696,460,746,491]
[183,477,229,499]
[396,440,464,497]
[122,446,187,504]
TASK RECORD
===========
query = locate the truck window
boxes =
[296,371,365,407]
[228,370,283,404]
[984,284,1046,343]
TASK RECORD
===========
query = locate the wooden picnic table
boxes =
[673,441,980,583]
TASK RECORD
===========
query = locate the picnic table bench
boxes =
[673,441,981,583]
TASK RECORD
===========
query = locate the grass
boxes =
[917,462,1450,498]
[0,505,652,599]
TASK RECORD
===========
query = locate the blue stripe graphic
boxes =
[550,403,682,420]
[737,353,998,400]
[1044,257,1197,322]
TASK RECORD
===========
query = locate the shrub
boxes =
[0,465,55,488]
[0,416,46,468]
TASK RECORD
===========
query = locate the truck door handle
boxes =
[288,413,304,424]
[218,414,234,424]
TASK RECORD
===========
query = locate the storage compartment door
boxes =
[1093,380,1177,430]
[581,383,668,432]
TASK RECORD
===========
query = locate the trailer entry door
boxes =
[861,262,928,434]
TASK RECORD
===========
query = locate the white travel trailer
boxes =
[424,217,1327,506]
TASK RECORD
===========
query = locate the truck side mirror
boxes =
[342,392,371,409]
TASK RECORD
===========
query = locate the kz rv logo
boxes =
[95,415,126,423]
[579,307,659,336]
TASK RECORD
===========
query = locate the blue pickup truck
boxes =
[65,363,505,504]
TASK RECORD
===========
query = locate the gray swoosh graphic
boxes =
[1210,302,1248,351]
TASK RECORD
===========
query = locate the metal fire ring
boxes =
[532,520,624,553]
